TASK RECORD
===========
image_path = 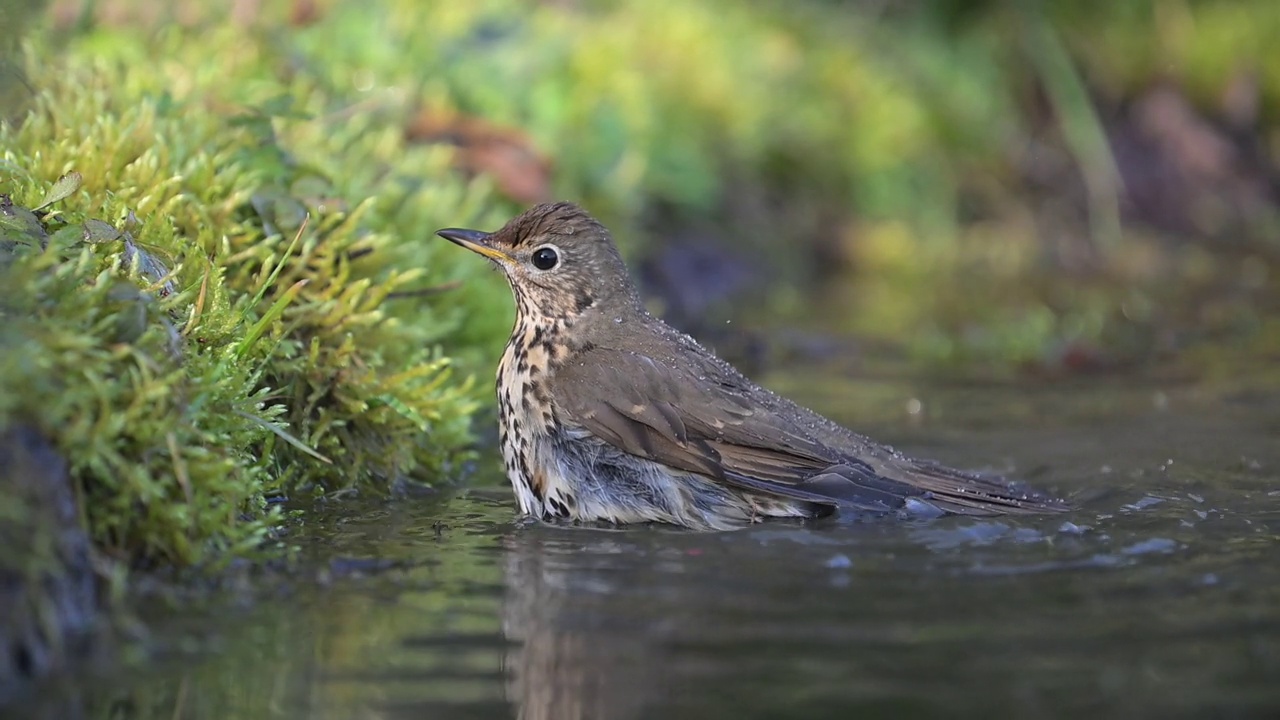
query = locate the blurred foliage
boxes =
[20,0,1280,368]
[754,0,1280,373]
[255,0,1278,373]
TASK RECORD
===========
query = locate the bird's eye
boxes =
[531,246,559,271]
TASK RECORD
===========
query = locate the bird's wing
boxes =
[552,346,1066,515]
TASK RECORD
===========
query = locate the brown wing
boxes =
[553,347,1067,516]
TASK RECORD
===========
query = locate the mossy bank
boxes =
[1,1,507,689]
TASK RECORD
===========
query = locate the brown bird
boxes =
[437,202,1068,530]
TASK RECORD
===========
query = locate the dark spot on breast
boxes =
[547,493,570,517]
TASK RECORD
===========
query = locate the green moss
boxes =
[1,23,504,566]
[1,232,269,563]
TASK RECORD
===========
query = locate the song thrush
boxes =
[437,202,1068,529]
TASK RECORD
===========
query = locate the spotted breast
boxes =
[495,304,578,521]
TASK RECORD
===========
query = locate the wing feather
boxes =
[554,347,1066,515]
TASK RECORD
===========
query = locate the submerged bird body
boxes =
[438,203,1067,529]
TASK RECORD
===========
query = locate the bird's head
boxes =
[437,202,641,322]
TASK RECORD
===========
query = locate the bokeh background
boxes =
[9,0,1279,377]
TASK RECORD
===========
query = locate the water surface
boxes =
[18,372,1280,719]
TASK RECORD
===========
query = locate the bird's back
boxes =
[562,310,1069,517]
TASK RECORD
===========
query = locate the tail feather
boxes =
[898,459,1070,515]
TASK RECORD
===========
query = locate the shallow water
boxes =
[17,371,1280,719]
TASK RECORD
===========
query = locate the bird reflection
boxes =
[499,529,675,720]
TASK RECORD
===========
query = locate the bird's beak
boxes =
[435,227,515,264]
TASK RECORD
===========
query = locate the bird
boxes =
[436,202,1069,530]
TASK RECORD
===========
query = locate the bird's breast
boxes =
[495,316,575,517]
[497,317,570,436]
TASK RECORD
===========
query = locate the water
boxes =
[15,372,1280,719]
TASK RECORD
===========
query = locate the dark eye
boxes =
[531,246,559,270]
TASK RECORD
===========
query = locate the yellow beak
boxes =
[436,227,514,264]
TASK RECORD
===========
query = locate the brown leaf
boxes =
[406,109,553,204]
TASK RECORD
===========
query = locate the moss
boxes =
[1,27,500,566]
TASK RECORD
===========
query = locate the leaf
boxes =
[236,278,309,360]
[0,201,49,251]
[83,219,122,243]
[373,394,431,432]
[48,224,86,248]
[34,172,84,211]
[234,411,333,465]
[242,213,308,312]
